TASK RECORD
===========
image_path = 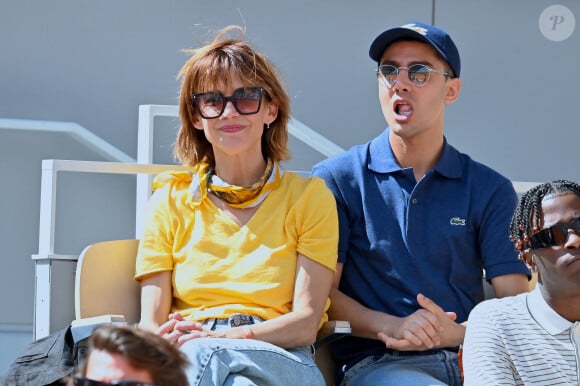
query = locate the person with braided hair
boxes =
[463,179,580,385]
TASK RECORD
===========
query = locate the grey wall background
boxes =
[1,0,578,373]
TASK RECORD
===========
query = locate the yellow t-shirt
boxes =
[135,170,338,325]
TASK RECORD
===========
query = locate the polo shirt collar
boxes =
[527,285,573,335]
[368,129,400,173]
[367,128,463,179]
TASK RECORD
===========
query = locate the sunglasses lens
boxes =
[233,87,262,114]
[195,92,225,119]
[554,218,580,244]
[550,225,569,246]
[378,65,398,86]
[531,229,554,248]
[74,377,104,386]
[74,377,153,386]
[531,217,580,248]
[408,64,429,85]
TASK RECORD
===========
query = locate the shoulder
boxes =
[452,147,513,188]
[313,143,368,175]
[146,170,194,210]
[443,145,516,207]
[469,293,527,321]
[311,146,373,194]
[152,170,193,192]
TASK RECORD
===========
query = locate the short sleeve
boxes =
[135,171,192,280]
[293,176,339,271]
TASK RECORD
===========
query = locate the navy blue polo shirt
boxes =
[311,129,530,366]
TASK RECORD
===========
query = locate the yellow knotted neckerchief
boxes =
[189,159,284,209]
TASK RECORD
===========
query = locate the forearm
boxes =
[440,322,465,348]
[229,309,321,348]
[328,287,400,340]
[139,271,172,330]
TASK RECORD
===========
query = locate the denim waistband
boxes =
[343,346,459,374]
[383,347,459,356]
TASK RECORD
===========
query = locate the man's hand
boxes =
[377,294,463,351]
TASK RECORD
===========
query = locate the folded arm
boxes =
[329,263,464,351]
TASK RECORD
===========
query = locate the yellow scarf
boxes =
[189,160,284,209]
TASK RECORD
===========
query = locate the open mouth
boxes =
[394,101,413,116]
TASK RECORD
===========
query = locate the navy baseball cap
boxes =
[369,22,461,78]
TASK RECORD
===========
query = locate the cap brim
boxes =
[369,27,433,63]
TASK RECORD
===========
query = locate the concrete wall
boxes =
[1,0,578,374]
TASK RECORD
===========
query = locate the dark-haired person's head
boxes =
[70,325,189,386]
[510,179,580,288]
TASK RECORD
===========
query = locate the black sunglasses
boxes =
[191,86,264,119]
[529,217,580,249]
[73,377,156,386]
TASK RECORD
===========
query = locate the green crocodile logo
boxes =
[450,217,466,226]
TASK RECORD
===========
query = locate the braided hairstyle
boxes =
[510,179,580,253]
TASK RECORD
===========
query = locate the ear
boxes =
[265,101,279,126]
[444,78,461,105]
[192,115,204,131]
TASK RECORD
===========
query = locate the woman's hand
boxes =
[157,312,208,347]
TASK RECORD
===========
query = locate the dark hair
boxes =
[175,25,291,167]
[509,179,580,252]
[77,325,189,386]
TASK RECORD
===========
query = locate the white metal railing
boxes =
[0,118,134,163]
[31,159,192,339]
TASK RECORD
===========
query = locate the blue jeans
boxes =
[341,350,462,386]
[181,316,324,386]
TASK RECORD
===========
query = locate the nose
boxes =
[392,68,411,92]
[221,100,239,118]
[564,229,580,249]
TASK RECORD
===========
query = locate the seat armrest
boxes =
[314,320,351,349]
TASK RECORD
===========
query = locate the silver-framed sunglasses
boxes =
[377,64,451,87]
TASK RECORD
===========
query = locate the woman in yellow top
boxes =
[135,25,338,386]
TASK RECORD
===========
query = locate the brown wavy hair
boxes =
[175,25,290,167]
[73,325,189,386]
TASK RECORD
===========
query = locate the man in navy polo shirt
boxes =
[311,22,530,385]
